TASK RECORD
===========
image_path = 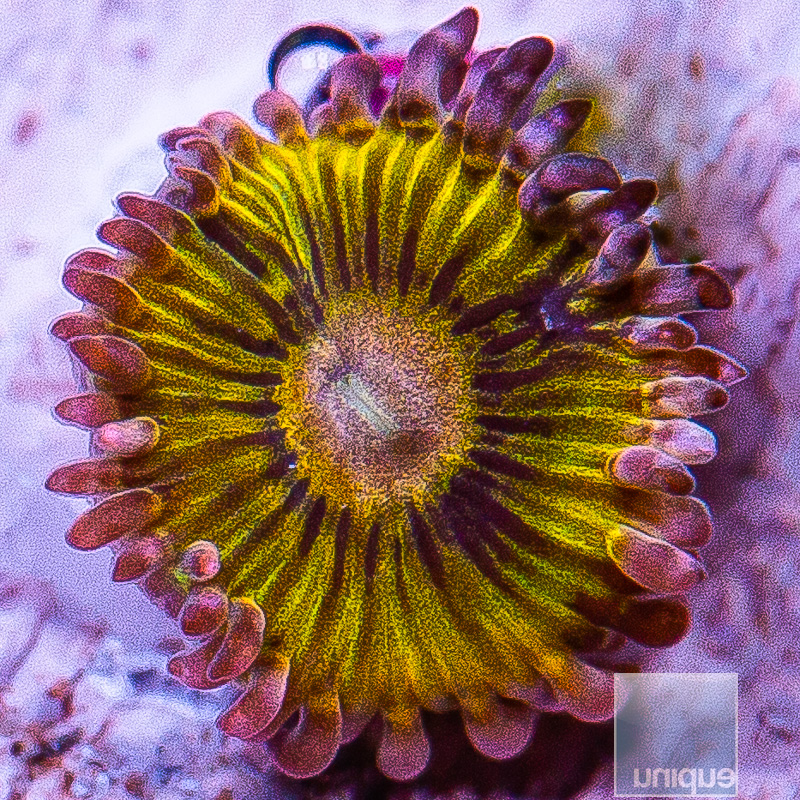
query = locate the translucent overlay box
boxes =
[614,672,738,797]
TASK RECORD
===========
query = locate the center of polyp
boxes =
[290,299,474,501]
[309,337,435,486]
[331,373,400,437]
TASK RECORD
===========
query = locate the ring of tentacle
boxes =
[47,6,744,782]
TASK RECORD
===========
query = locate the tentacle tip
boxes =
[694,266,735,310]
[253,89,309,147]
[444,6,480,39]
[44,468,67,495]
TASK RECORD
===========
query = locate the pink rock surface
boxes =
[3,0,800,797]
[0,573,276,800]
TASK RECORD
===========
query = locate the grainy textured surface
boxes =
[3,0,800,797]
[0,574,281,800]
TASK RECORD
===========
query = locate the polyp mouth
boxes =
[279,296,476,504]
[331,372,402,437]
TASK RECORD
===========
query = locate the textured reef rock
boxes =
[0,573,278,800]
[44,5,745,787]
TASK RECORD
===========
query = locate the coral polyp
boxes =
[47,6,744,782]
[277,293,476,505]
